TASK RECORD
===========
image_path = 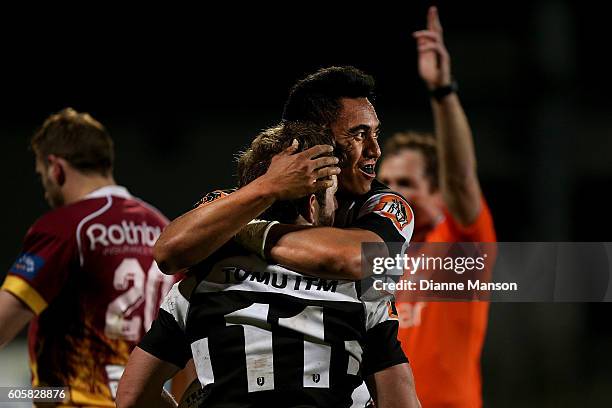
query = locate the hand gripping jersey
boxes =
[1,186,176,407]
[140,251,407,408]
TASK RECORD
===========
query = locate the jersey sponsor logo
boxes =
[372,195,413,231]
[86,221,161,250]
[10,253,45,278]
[222,267,338,293]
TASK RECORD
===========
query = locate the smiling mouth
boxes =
[359,164,376,177]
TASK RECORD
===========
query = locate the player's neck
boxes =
[294,215,313,226]
[62,173,117,205]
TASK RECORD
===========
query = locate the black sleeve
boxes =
[138,308,192,369]
[361,320,408,377]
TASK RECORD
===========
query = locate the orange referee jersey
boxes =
[397,196,496,408]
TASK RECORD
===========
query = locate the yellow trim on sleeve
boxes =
[1,275,48,315]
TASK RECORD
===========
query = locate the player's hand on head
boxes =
[262,140,340,200]
[413,6,452,90]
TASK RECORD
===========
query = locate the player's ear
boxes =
[47,155,66,187]
[304,194,317,225]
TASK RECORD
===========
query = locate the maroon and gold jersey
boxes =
[1,186,176,407]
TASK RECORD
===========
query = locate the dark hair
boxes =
[282,66,376,125]
[31,108,114,176]
[237,121,335,223]
[383,131,439,191]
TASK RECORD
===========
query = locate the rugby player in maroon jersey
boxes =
[0,108,178,407]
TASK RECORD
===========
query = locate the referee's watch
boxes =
[430,80,458,101]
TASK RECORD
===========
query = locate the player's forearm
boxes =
[117,348,180,408]
[370,363,421,408]
[431,93,482,225]
[116,388,176,408]
[170,360,197,402]
[0,290,34,349]
[267,226,382,280]
[154,178,276,274]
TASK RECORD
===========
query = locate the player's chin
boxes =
[353,178,373,195]
[339,173,372,195]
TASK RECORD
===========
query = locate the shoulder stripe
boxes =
[75,196,113,266]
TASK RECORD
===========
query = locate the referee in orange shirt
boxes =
[378,6,497,408]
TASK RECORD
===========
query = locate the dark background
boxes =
[1,1,611,405]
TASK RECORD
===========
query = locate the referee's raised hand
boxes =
[413,6,452,90]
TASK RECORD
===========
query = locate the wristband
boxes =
[430,80,458,101]
[234,219,279,260]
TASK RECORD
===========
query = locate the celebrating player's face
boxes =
[35,157,64,208]
[330,98,381,196]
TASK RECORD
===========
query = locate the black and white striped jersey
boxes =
[140,253,406,408]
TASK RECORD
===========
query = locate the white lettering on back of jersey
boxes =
[87,221,161,250]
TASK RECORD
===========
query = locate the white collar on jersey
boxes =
[84,185,132,200]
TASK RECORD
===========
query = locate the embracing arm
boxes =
[154,179,276,274]
[414,6,482,226]
[116,347,180,408]
[154,143,338,274]
[366,363,421,408]
[265,225,384,280]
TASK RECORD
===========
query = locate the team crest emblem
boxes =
[372,195,413,231]
[257,377,265,386]
[312,373,320,383]
[390,200,408,224]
